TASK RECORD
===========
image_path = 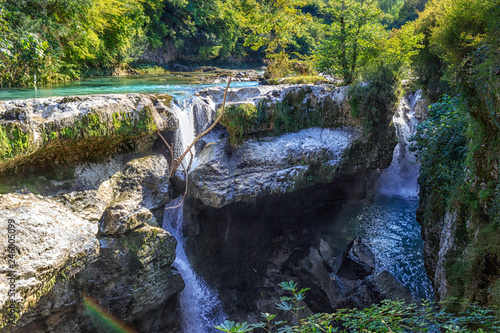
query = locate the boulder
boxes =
[0,194,99,329]
[188,127,361,208]
[0,153,180,332]
[337,237,375,280]
[0,94,177,174]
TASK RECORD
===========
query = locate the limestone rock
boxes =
[100,203,153,236]
[193,85,354,137]
[0,194,99,329]
[58,153,171,226]
[414,97,429,120]
[189,127,361,208]
[0,93,177,174]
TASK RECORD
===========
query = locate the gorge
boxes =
[0,81,438,332]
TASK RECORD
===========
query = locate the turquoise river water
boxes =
[0,73,258,101]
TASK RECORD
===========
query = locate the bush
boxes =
[216,281,500,332]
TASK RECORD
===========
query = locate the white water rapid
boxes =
[164,98,226,333]
[163,199,227,333]
[378,91,424,198]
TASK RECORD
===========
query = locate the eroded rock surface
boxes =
[0,93,177,173]
[189,127,361,208]
[0,120,181,332]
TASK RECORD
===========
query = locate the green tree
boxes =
[245,0,312,79]
[315,0,386,85]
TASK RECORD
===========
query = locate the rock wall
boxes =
[0,94,184,332]
[181,84,399,320]
[417,90,500,305]
[0,93,177,174]
[186,84,395,208]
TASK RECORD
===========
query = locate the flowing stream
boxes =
[163,94,227,332]
[326,91,433,300]
[163,198,226,333]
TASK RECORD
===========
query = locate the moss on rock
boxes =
[0,94,168,175]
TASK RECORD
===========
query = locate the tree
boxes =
[315,0,386,85]
[244,0,312,79]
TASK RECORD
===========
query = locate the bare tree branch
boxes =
[163,79,231,210]
[156,130,174,166]
[168,78,232,178]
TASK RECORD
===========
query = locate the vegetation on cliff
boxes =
[409,0,500,308]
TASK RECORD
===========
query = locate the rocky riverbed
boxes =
[0,84,413,332]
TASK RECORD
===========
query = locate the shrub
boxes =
[216,281,500,332]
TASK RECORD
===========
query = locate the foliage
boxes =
[244,0,313,79]
[410,96,469,201]
[268,75,328,85]
[348,62,402,134]
[218,103,265,144]
[409,0,500,306]
[0,0,148,86]
[216,281,500,332]
[314,0,386,85]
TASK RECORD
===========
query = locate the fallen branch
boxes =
[160,78,232,209]
[156,130,174,166]
[168,78,232,178]
[165,149,193,211]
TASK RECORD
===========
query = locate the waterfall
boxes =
[378,91,423,198]
[164,97,226,332]
[163,198,227,333]
[171,101,197,161]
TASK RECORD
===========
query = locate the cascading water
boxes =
[323,90,434,300]
[378,91,423,197]
[163,198,226,333]
[163,98,226,332]
[171,101,197,159]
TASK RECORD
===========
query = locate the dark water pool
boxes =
[318,193,433,301]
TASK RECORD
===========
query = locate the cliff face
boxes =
[0,94,184,332]
[0,83,400,330]
[181,84,398,320]
[186,85,396,208]
[417,96,500,306]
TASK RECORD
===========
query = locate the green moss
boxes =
[218,87,351,145]
[0,123,31,160]
[219,103,264,144]
[268,75,329,85]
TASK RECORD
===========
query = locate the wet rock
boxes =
[414,97,429,120]
[171,64,190,72]
[337,237,375,280]
[369,271,416,304]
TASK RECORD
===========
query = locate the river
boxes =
[0,73,258,101]
[1,75,433,330]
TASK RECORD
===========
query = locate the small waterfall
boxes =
[163,197,227,333]
[164,96,226,332]
[171,101,197,164]
[378,91,423,198]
